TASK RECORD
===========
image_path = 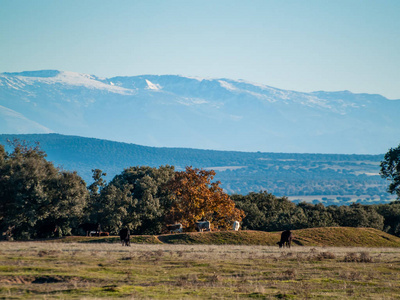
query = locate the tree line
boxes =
[1,140,400,240]
[233,191,400,236]
[0,141,243,239]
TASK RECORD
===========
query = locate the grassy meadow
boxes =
[51,227,400,248]
[1,228,400,299]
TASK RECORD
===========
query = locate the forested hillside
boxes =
[0,133,393,205]
[1,141,400,241]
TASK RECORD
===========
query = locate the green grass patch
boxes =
[158,230,280,245]
[293,227,400,247]
[2,242,400,299]
[158,227,400,247]
[50,235,162,244]
[25,227,400,247]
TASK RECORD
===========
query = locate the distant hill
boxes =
[1,70,399,154]
[58,228,400,247]
[157,227,400,247]
[0,133,393,205]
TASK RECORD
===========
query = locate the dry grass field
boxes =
[49,227,400,248]
[1,239,400,299]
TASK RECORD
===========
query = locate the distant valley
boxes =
[0,134,394,206]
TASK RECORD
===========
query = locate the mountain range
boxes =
[1,70,399,154]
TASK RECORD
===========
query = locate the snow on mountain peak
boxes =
[145,79,162,90]
[2,70,134,95]
[218,80,238,91]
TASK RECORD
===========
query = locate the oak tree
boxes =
[166,166,244,230]
[0,140,87,239]
[98,165,175,234]
[381,144,400,199]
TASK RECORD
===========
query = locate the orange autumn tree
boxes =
[165,166,245,230]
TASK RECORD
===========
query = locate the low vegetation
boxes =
[291,227,400,247]
[50,227,400,248]
[1,240,400,299]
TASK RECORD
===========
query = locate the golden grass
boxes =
[49,227,400,248]
[1,241,400,299]
[292,227,400,247]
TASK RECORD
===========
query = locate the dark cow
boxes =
[36,222,60,238]
[119,228,130,246]
[78,223,101,237]
[195,221,211,232]
[277,230,293,248]
[167,223,183,234]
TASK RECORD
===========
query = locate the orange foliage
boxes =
[165,166,245,230]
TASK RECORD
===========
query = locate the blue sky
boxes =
[1,0,399,99]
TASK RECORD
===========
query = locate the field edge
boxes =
[8,227,400,247]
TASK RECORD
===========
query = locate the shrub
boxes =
[316,251,336,260]
[344,252,373,263]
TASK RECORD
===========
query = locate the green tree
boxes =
[373,201,400,236]
[232,191,295,231]
[86,169,107,224]
[330,203,384,230]
[96,183,137,234]
[0,144,6,163]
[88,169,107,197]
[35,170,88,237]
[297,202,337,228]
[381,144,400,199]
[98,165,175,234]
[0,141,88,239]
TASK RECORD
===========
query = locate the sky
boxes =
[1,0,400,99]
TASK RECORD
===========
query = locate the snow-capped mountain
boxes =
[0,70,399,154]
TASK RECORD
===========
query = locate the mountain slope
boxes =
[0,105,52,134]
[1,70,399,154]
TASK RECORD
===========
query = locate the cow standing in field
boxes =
[119,228,130,246]
[167,223,183,234]
[195,221,211,232]
[232,221,240,231]
[277,230,293,248]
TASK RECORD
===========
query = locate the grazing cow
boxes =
[78,223,101,237]
[99,232,109,236]
[277,230,293,248]
[167,223,183,234]
[232,221,240,231]
[119,228,130,246]
[195,221,211,232]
